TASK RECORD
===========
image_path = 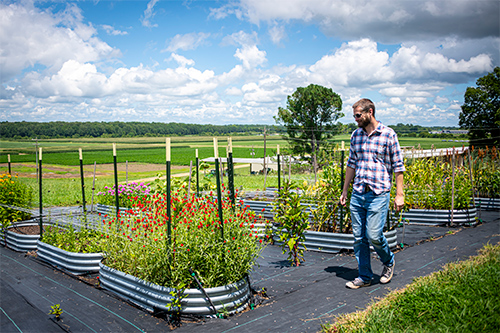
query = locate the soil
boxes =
[7,225,41,235]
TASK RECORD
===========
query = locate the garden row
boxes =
[1,143,498,318]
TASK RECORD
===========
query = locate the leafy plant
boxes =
[98,184,266,289]
[42,222,103,254]
[48,304,63,320]
[401,156,473,210]
[0,173,32,230]
[305,161,352,233]
[96,182,151,208]
[272,180,309,266]
[469,146,500,198]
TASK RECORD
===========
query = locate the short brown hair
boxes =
[353,98,375,117]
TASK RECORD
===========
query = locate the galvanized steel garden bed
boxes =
[37,240,103,275]
[99,262,251,317]
[397,207,477,226]
[0,221,42,252]
[273,227,398,253]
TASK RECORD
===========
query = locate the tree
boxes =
[459,67,500,147]
[274,84,343,175]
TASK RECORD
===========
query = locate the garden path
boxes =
[1,210,498,332]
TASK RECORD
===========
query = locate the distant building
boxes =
[430,129,468,135]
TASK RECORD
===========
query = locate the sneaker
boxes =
[380,262,395,284]
[346,277,371,289]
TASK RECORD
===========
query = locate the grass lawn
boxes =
[322,242,500,333]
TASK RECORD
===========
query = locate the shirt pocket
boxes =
[375,143,386,162]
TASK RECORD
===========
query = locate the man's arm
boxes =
[340,166,355,206]
[394,172,404,211]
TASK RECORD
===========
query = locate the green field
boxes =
[0,135,465,166]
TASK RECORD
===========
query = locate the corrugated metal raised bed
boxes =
[475,197,500,211]
[242,200,274,220]
[0,221,41,252]
[99,263,251,317]
[96,204,133,216]
[241,200,316,221]
[37,240,103,275]
[273,228,398,254]
[397,207,477,226]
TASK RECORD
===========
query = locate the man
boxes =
[340,98,405,289]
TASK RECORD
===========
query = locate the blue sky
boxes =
[1,0,499,127]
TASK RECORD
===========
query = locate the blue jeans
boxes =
[350,190,394,282]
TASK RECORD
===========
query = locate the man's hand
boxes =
[339,192,348,207]
[394,193,404,211]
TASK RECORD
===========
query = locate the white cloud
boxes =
[434,96,449,104]
[165,32,211,52]
[235,45,267,69]
[141,0,159,28]
[309,39,392,87]
[269,23,286,45]
[169,53,195,67]
[0,1,119,83]
[102,25,128,36]
[224,0,499,42]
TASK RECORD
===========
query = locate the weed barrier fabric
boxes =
[173,210,499,333]
[0,246,173,332]
[0,210,498,333]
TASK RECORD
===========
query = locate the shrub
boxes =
[96,182,151,208]
[0,173,32,229]
[98,186,267,289]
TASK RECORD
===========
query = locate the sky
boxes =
[1,0,499,127]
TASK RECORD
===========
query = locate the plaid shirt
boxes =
[346,122,405,195]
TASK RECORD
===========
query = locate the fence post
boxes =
[195,149,199,197]
[166,138,172,248]
[227,137,235,209]
[91,161,96,213]
[450,147,456,226]
[277,145,281,190]
[79,148,86,214]
[8,154,11,174]
[214,138,224,240]
[38,148,43,239]
[339,142,345,233]
[188,160,193,198]
[113,144,119,219]
[466,147,476,210]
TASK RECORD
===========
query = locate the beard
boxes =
[357,115,371,128]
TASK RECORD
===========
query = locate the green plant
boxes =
[272,180,309,266]
[401,156,473,210]
[325,243,500,332]
[0,173,32,230]
[98,183,266,289]
[470,146,500,198]
[96,181,151,208]
[48,304,63,320]
[42,221,103,254]
[166,281,187,318]
[305,161,352,233]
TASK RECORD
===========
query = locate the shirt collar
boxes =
[362,121,384,136]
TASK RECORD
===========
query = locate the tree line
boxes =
[0,121,278,139]
[0,120,465,140]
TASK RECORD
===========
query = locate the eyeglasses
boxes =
[353,113,365,119]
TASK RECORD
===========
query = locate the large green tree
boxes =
[459,67,500,147]
[275,84,343,174]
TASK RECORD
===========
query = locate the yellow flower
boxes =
[11,181,15,184]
